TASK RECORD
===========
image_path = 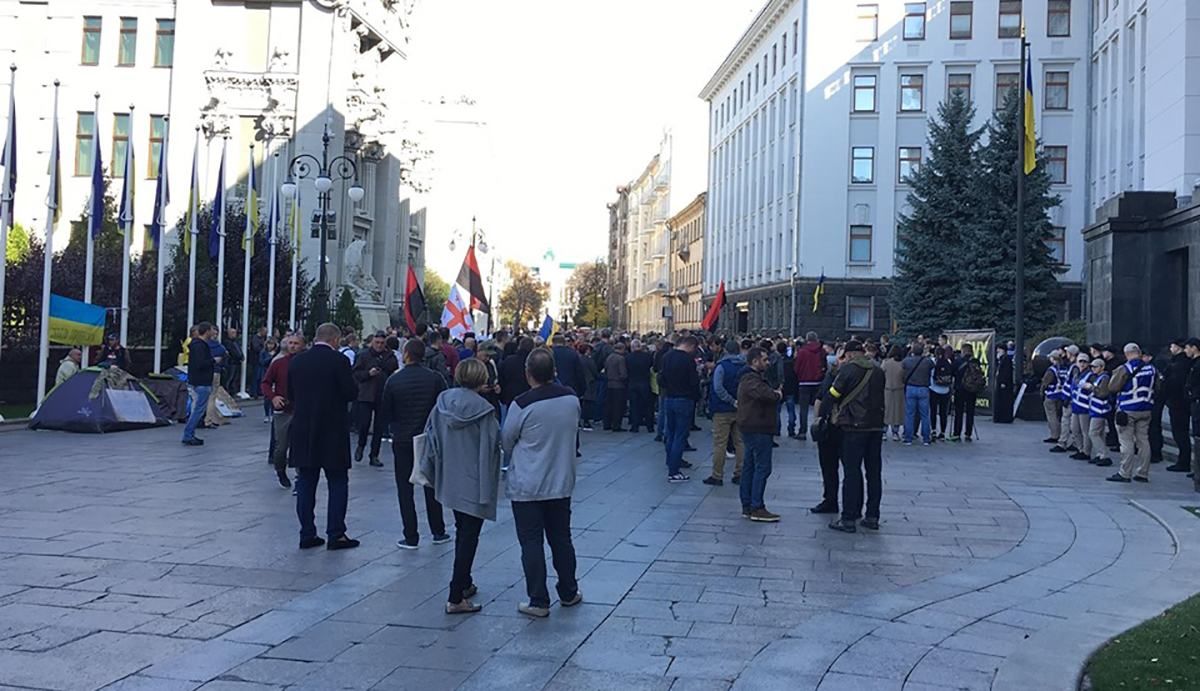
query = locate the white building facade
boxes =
[700,0,1091,335]
[0,0,427,331]
[619,136,673,334]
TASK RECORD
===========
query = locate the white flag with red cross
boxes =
[441,284,474,340]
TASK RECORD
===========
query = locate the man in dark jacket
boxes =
[500,337,536,411]
[1164,338,1193,473]
[98,333,132,371]
[261,333,304,488]
[592,331,614,427]
[604,343,629,432]
[352,332,398,466]
[660,336,701,481]
[737,347,782,522]
[626,339,655,432]
[182,322,216,446]
[1186,339,1200,489]
[380,339,450,549]
[288,322,360,550]
[810,347,846,515]
[793,332,826,441]
[551,334,586,397]
[220,327,245,393]
[780,342,800,438]
[827,341,886,533]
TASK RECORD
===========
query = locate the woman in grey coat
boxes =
[420,358,502,614]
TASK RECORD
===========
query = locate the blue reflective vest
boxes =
[1116,362,1156,412]
[1088,373,1111,417]
[1070,370,1092,414]
[1045,365,1071,401]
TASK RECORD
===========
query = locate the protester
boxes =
[1067,353,1097,461]
[55,348,81,386]
[659,336,701,482]
[261,334,303,488]
[352,332,399,466]
[603,342,629,431]
[380,338,450,549]
[339,332,359,366]
[97,333,131,371]
[930,345,955,440]
[810,346,846,515]
[258,337,279,422]
[705,340,745,487]
[419,358,502,614]
[1187,338,1200,489]
[881,346,905,441]
[502,348,582,618]
[475,343,503,414]
[780,341,800,438]
[626,339,655,432]
[1164,338,1193,473]
[1041,350,1072,446]
[181,322,215,446]
[249,326,267,390]
[578,342,599,431]
[1105,343,1156,483]
[901,344,934,445]
[220,327,244,392]
[950,343,983,441]
[500,337,535,420]
[737,346,782,522]
[827,341,886,533]
[438,327,461,376]
[287,322,360,550]
[793,331,825,441]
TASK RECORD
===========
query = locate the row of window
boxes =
[847,144,1069,185]
[81,16,175,68]
[74,112,167,179]
[844,224,1066,269]
[851,69,1071,115]
[717,19,799,131]
[860,0,1071,42]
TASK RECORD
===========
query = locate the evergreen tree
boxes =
[958,91,1064,338]
[332,287,363,334]
[890,92,984,336]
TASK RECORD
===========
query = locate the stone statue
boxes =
[343,229,383,302]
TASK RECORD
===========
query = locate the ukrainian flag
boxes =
[48,294,104,346]
[1023,46,1036,175]
[538,314,557,341]
[812,272,825,313]
[184,133,200,255]
[243,147,257,257]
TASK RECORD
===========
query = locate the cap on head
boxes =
[1091,358,1106,368]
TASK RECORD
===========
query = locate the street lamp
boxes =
[280,121,364,327]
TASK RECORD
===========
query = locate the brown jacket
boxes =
[736,367,781,435]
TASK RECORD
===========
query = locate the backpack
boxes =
[962,360,986,394]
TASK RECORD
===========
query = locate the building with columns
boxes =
[0,0,428,332]
[607,186,631,330]
[668,192,705,332]
[611,135,673,334]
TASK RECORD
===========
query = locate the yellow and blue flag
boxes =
[2,70,17,226]
[243,146,257,257]
[48,294,105,345]
[46,99,61,225]
[289,189,301,249]
[185,131,200,255]
[117,131,135,235]
[538,314,557,341]
[148,124,169,251]
[88,107,104,238]
[209,143,226,261]
[812,272,825,313]
[1023,46,1036,175]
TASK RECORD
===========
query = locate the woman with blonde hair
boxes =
[419,357,502,614]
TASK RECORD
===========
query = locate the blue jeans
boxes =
[785,395,797,434]
[295,466,349,540]
[663,397,693,474]
[656,395,667,440]
[596,376,608,427]
[904,385,931,443]
[740,432,774,511]
[182,385,211,441]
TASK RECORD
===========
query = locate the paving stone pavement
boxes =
[2,414,1200,690]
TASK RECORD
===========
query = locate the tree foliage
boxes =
[566,261,610,328]
[333,286,363,334]
[5,222,30,264]
[423,269,450,323]
[498,260,547,331]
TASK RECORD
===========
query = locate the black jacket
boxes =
[500,349,532,405]
[188,339,215,384]
[380,362,446,448]
[1164,352,1192,408]
[626,350,654,388]
[830,357,885,431]
[353,347,398,403]
[287,344,358,470]
[781,356,799,397]
[659,348,700,400]
[552,345,586,396]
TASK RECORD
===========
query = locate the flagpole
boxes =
[289,177,299,332]
[1015,31,1028,390]
[0,64,15,365]
[36,80,60,404]
[119,104,134,349]
[153,116,170,373]
[83,92,99,366]
[186,126,199,332]
[216,135,228,332]
[267,148,279,341]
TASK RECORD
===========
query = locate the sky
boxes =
[405,0,764,277]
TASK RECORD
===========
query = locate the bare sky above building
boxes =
[407,0,763,276]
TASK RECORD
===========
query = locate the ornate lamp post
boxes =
[280,121,365,328]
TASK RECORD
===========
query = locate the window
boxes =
[117,17,138,66]
[996,72,1020,110]
[847,296,874,331]
[782,34,787,66]
[112,113,130,177]
[904,3,926,40]
[1046,145,1068,183]
[75,112,96,176]
[1048,0,1071,36]
[1045,70,1070,109]
[948,73,973,102]
[148,115,166,178]
[1047,226,1066,264]
[772,45,777,76]
[899,147,922,180]
[857,4,879,42]
[900,74,924,112]
[852,74,877,112]
[793,20,799,54]
[849,225,873,263]
[155,19,175,67]
[950,1,973,39]
[81,17,101,65]
[851,147,875,184]
[999,0,1022,38]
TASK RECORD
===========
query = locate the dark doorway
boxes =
[737,309,749,334]
[1163,248,1189,344]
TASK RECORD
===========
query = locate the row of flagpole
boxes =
[0,68,307,403]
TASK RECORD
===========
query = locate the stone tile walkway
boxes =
[1,413,1198,690]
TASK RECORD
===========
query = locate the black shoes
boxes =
[181,438,204,446]
[731,475,741,485]
[684,444,697,452]
[828,519,857,533]
[860,518,880,530]
[680,460,694,469]
[354,447,365,463]
[368,457,383,467]
[1043,437,1059,444]
[1105,473,1131,483]
[299,536,326,549]
[1133,476,1149,483]
[809,502,838,515]
[1069,452,1090,461]
[702,477,723,486]
[653,434,663,441]
[276,470,292,489]
[1095,458,1113,467]
[1166,464,1190,473]
[1049,446,1068,453]
[327,536,361,550]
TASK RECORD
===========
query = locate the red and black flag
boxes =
[456,243,491,319]
[403,265,426,334]
[700,281,726,332]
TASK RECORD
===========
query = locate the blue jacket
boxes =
[552,345,586,396]
[708,354,746,415]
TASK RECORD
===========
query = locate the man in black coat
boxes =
[352,332,398,466]
[993,345,1015,424]
[380,339,449,549]
[1164,338,1194,472]
[551,334,586,397]
[182,322,216,446]
[500,337,535,412]
[626,339,655,432]
[288,323,360,551]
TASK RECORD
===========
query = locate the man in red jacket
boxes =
[261,334,305,488]
[793,331,827,441]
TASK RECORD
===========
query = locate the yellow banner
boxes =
[48,316,103,346]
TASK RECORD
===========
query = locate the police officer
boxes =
[1043,350,1072,450]
[1164,338,1194,474]
[1186,338,1200,490]
[1066,353,1094,460]
[1079,359,1114,467]
[1105,343,1156,483]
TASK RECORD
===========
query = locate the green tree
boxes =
[498,260,548,331]
[423,269,450,324]
[565,261,609,327]
[958,90,1064,338]
[890,92,984,337]
[332,286,363,334]
[5,222,30,263]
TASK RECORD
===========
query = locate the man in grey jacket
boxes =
[502,347,583,618]
[901,345,935,445]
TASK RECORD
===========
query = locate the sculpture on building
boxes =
[343,228,383,302]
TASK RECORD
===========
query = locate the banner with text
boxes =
[945,329,996,415]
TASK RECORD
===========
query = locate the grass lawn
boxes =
[1087,591,1200,690]
[0,403,34,420]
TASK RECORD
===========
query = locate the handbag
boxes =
[410,433,431,487]
[812,366,875,440]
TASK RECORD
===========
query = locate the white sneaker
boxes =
[518,602,550,618]
[725,451,735,459]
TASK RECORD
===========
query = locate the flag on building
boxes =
[47,294,105,345]
[538,314,557,341]
[209,144,226,260]
[117,133,135,234]
[403,265,426,334]
[148,132,169,251]
[456,243,490,318]
[700,281,726,332]
[1023,47,1037,175]
[812,272,825,313]
[441,284,473,341]
[47,106,61,225]
[243,150,257,257]
[87,113,104,238]
[185,134,200,254]
[2,72,17,225]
